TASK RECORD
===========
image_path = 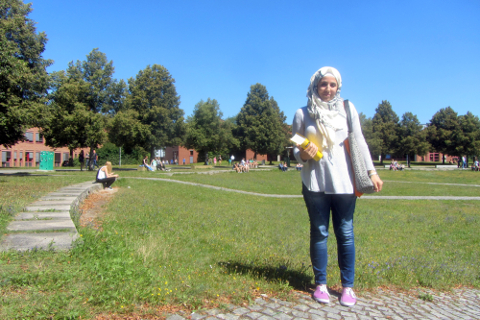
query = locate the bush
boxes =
[97,143,143,165]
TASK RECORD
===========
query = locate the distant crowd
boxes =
[232,158,258,173]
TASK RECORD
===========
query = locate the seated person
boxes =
[96,161,119,189]
[296,163,303,171]
[473,160,479,171]
[157,159,165,171]
[282,162,288,172]
[142,156,154,171]
[234,162,241,173]
[279,162,284,170]
[151,158,157,170]
[390,159,397,171]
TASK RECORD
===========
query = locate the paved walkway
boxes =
[0,181,101,251]
[165,287,480,320]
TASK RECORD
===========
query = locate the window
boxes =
[25,151,34,167]
[25,132,34,142]
[55,153,61,166]
[2,151,11,167]
[429,153,439,162]
[35,132,43,143]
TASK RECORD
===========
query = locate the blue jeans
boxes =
[302,184,357,287]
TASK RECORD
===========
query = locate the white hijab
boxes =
[306,66,344,155]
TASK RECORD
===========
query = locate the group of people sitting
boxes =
[232,158,258,173]
[389,159,405,171]
[141,156,170,171]
[278,162,289,172]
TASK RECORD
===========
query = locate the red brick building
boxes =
[1,127,89,167]
[414,152,458,163]
[164,146,199,165]
[246,149,268,162]
[163,147,268,165]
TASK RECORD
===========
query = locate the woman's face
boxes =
[317,75,338,101]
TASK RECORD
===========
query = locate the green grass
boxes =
[0,174,94,235]
[0,170,479,319]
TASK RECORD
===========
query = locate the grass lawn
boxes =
[0,169,479,319]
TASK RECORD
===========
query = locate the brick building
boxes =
[163,147,268,165]
[164,146,199,165]
[1,127,89,168]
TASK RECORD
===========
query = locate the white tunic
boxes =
[292,102,375,194]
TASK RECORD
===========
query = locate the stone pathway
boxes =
[131,177,480,201]
[0,181,101,251]
[167,288,480,320]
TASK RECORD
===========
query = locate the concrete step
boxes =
[0,180,101,252]
[7,219,76,232]
[29,200,75,206]
[25,205,72,212]
[0,232,79,251]
[41,196,77,201]
[14,211,71,220]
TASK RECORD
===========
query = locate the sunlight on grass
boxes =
[0,169,479,318]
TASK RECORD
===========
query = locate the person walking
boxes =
[292,66,383,307]
[92,150,99,169]
[79,150,85,171]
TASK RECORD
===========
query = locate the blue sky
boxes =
[30,0,479,125]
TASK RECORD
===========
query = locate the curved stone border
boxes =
[0,181,102,252]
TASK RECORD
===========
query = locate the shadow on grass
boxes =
[218,260,312,291]
[0,172,51,177]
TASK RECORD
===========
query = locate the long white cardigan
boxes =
[292,102,375,194]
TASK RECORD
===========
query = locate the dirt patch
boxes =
[79,188,118,230]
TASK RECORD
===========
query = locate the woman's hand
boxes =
[370,174,383,192]
[298,142,318,161]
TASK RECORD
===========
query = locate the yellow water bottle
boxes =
[291,134,323,161]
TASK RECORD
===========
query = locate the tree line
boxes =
[2,0,479,169]
[362,101,480,165]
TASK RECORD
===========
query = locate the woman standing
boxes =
[293,67,383,306]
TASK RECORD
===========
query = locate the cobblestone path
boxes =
[167,288,480,320]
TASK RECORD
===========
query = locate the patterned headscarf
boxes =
[307,66,344,154]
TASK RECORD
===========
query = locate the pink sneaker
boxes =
[340,287,357,307]
[313,285,330,304]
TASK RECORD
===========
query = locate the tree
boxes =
[0,0,52,147]
[184,99,238,162]
[372,100,399,164]
[359,112,382,159]
[426,107,462,162]
[397,112,430,166]
[457,112,480,164]
[235,83,287,163]
[41,49,126,169]
[110,64,185,159]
